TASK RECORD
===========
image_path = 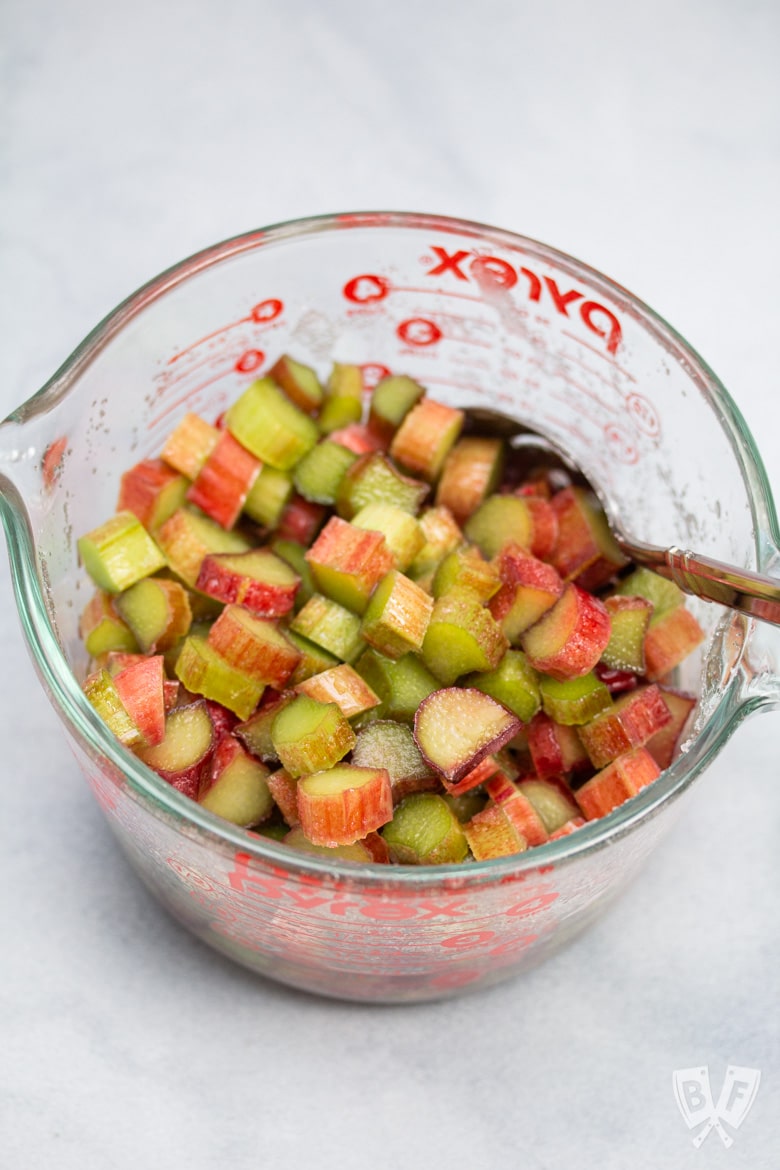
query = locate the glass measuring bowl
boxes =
[2,211,778,1003]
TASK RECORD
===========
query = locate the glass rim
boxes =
[2,209,776,886]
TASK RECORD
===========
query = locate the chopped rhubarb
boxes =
[267,767,300,827]
[488,544,563,640]
[283,827,379,862]
[271,694,356,778]
[207,604,301,689]
[295,663,381,719]
[435,437,505,522]
[78,511,167,593]
[601,595,653,673]
[549,486,628,589]
[538,671,612,725]
[432,545,501,602]
[390,398,464,482]
[408,506,463,578]
[336,453,429,520]
[381,793,468,864]
[353,649,439,723]
[422,589,507,685]
[234,692,293,762]
[161,413,219,479]
[318,363,364,433]
[517,778,579,833]
[525,496,559,561]
[225,377,319,469]
[305,516,394,615]
[297,765,393,846]
[351,502,425,571]
[243,464,294,528]
[113,654,166,747]
[274,493,326,546]
[361,570,434,659]
[528,711,591,780]
[462,649,541,723]
[575,747,661,820]
[645,688,696,769]
[352,721,438,804]
[117,458,188,532]
[578,683,673,769]
[293,440,358,506]
[484,773,549,846]
[521,583,611,680]
[83,668,143,747]
[186,430,260,529]
[114,577,192,654]
[156,507,249,588]
[137,700,216,800]
[413,687,521,784]
[290,593,364,662]
[196,548,299,616]
[464,495,533,559]
[199,735,274,827]
[80,591,138,658]
[268,353,323,413]
[368,374,425,445]
[644,606,705,681]
[174,636,265,721]
[463,803,528,860]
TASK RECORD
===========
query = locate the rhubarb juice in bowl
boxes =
[1,211,778,1003]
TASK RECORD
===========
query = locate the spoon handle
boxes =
[620,539,780,625]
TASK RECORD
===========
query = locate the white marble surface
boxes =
[1,1,779,1166]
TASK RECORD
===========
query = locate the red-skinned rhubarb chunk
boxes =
[390,398,464,482]
[274,493,327,546]
[328,423,387,455]
[528,711,591,780]
[489,544,563,641]
[117,458,188,532]
[113,654,166,747]
[161,413,219,479]
[484,773,549,846]
[199,734,274,826]
[156,507,249,588]
[271,694,356,778]
[549,486,628,589]
[435,437,505,522]
[196,548,299,617]
[645,689,696,769]
[305,516,394,615]
[521,583,611,680]
[644,605,705,681]
[381,792,468,864]
[578,683,672,769]
[368,374,425,445]
[297,765,393,847]
[186,431,260,529]
[268,353,323,413]
[267,767,300,827]
[413,687,521,784]
[575,747,661,820]
[207,604,301,689]
[294,664,380,720]
[525,496,559,561]
[174,637,265,721]
[517,778,579,833]
[438,752,504,797]
[137,700,216,800]
[83,668,143,747]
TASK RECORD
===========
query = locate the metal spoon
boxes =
[464,410,780,627]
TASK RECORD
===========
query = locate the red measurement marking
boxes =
[561,330,637,382]
[397,318,443,346]
[168,319,246,364]
[603,422,639,464]
[250,299,283,323]
[234,349,265,373]
[426,246,470,280]
[470,254,518,290]
[360,363,391,388]
[41,436,67,489]
[342,274,390,303]
[626,392,661,438]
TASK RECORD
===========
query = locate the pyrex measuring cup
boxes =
[2,211,778,1003]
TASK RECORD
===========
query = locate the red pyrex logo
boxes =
[424,245,623,355]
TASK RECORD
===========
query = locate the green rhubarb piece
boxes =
[292,440,358,505]
[361,570,433,659]
[351,502,425,571]
[408,506,463,578]
[254,820,289,842]
[432,545,500,601]
[271,694,356,778]
[318,363,364,434]
[200,754,274,827]
[156,507,249,589]
[601,596,653,672]
[615,567,684,619]
[463,495,533,559]
[174,636,264,720]
[283,827,374,861]
[306,518,392,615]
[78,511,167,594]
[381,793,468,865]
[421,590,507,686]
[114,577,192,654]
[225,377,319,470]
[463,649,541,723]
[354,649,439,724]
[235,695,293,762]
[517,779,577,833]
[83,669,143,747]
[442,789,488,823]
[80,593,139,658]
[538,671,613,725]
[243,464,293,527]
[271,539,316,610]
[286,631,341,685]
[291,594,364,663]
[368,374,425,441]
[336,453,429,520]
[352,721,436,802]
